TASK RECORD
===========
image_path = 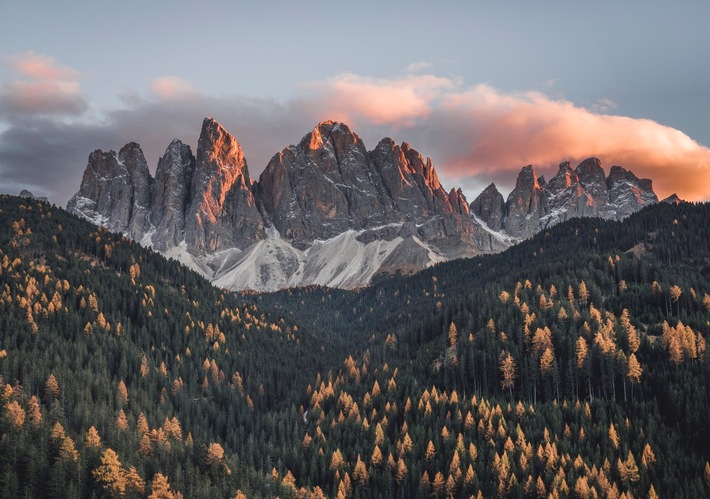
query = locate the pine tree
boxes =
[6,400,25,428]
[93,448,126,497]
[352,455,368,488]
[608,423,620,450]
[500,351,517,396]
[148,473,174,499]
[425,440,437,461]
[205,443,225,467]
[86,426,102,448]
[370,445,383,468]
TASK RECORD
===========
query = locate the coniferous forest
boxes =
[1,194,709,498]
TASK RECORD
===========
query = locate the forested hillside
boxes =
[0,195,337,497]
[1,195,709,498]
[250,201,710,498]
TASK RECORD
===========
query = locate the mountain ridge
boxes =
[68,117,658,291]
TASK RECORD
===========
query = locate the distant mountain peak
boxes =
[662,193,683,204]
[67,118,659,291]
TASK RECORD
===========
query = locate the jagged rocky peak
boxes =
[448,188,469,216]
[196,117,250,181]
[504,165,547,238]
[66,116,663,292]
[67,142,152,240]
[371,138,453,220]
[547,161,580,193]
[575,157,609,208]
[150,139,195,251]
[470,183,505,231]
[120,142,152,240]
[18,190,48,201]
[662,193,682,205]
[606,165,658,216]
[185,117,264,254]
[259,120,381,245]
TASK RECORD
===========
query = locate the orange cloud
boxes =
[308,73,456,126]
[437,85,710,201]
[150,76,198,100]
[311,75,710,201]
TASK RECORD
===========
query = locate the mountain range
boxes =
[67,117,659,291]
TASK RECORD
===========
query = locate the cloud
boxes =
[405,61,434,73]
[10,52,82,81]
[306,73,457,126]
[426,84,710,201]
[1,64,709,206]
[0,52,87,118]
[150,76,199,100]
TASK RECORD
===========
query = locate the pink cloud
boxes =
[433,85,710,201]
[10,52,82,81]
[307,73,456,126]
[306,75,710,201]
[0,52,87,117]
[150,76,198,100]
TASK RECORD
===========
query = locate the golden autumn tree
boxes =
[124,466,145,496]
[431,472,446,497]
[371,445,383,468]
[27,395,42,427]
[329,449,345,471]
[116,409,128,431]
[58,436,79,462]
[578,280,589,306]
[86,426,102,448]
[352,455,368,488]
[45,373,59,401]
[641,443,656,467]
[425,440,437,461]
[117,380,129,405]
[617,451,640,483]
[608,423,620,450]
[6,400,25,428]
[627,353,643,400]
[148,473,174,499]
[93,448,126,497]
[499,351,517,395]
[206,442,225,467]
[395,458,408,485]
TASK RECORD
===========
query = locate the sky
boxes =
[1,0,709,205]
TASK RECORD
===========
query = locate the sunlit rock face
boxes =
[185,118,265,254]
[68,119,656,291]
[258,121,385,245]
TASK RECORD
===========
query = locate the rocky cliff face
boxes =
[150,139,195,251]
[68,119,658,291]
[469,183,505,231]
[606,165,659,216]
[67,142,152,241]
[185,118,264,254]
[471,158,658,239]
[504,165,547,238]
[258,121,385,245]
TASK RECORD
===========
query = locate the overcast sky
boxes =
[1,0,709,205]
